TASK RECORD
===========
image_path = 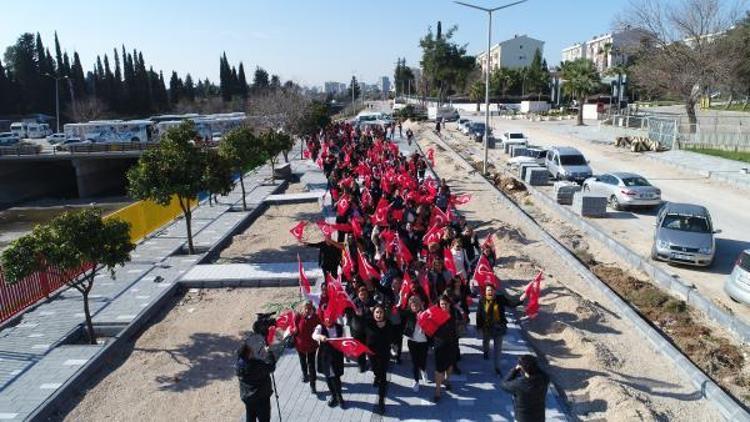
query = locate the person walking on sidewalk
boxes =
[313,311,346,408]
[476,284,525,375]
[433,294,459,403]
[403,295,429,391]
[500,355,550,422]
[236,335,276,422]
[294,301,320,393]
[365,304,394,414]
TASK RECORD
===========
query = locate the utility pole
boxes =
[455,0,528,175]
[43,73,69,132]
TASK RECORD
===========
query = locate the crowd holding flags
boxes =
[262,118,547,415]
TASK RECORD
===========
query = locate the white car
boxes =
[0,132,20,145]
[583,172,662,210]
[501,131,528,145]
[46,133,67,144]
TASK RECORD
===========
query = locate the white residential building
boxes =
[561,29,647,72]
[476,34,545,74]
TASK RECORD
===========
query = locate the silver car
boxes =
[651,202,720,267]
[725,249,750,304]
[583,172,661,210]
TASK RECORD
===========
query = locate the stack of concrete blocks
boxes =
[504,140,527,155]
[553,181,581,205]
[525,167,549,186]
[573,192,607,217]
[519,163,545,180]
[510,146,529,158]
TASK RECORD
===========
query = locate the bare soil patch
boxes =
[62,287,299,422]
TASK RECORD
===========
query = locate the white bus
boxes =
[63,120,154,143]
[153,113,246,141]
[10,122,52,139]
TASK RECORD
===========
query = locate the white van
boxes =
[10,122,29,138]
[9,122,51,139]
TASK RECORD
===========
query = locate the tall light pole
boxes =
[455,0,527,175]
[43,73,69,133]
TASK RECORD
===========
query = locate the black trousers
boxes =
[298,350,316,381]
[371,353,389,399]
[391,324,403,360]
[408,340,428,381]
[244,395,271,422]
[325,376,343,399]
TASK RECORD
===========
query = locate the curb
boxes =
[642,152,750,192]
[425,130,750,421]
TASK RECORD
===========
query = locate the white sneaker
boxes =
[420,370,429,383]
[412,380,419,392]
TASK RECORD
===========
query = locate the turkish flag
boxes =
[328,223,353,233]
[417,305,450,337]
[361,189,373,209]
[266,325,278,345]
[274,309,297,335]
[289,221,307,242]
[336,196,350,216]
[426,148,435,166]
[351,218,363,238]
[444,248,457,276]
[424,177,438,195]
[399,273,413,309]
[450,193,472,206]
[372,198,391,226]
[472,254,498,291]
[429,206,450,228]
[525,272,543,319]
[397,234,414,264]
[297,254,312,296]
[391,208,405,222]
[328,337,374,358]
[316,220,334,238]
[303,149,311,159]
[423,224,444,245]
[419,272,431,303]
[341,247,355,280]
[357,250,380,282]
[482,232,495,250]
[326,276,355,321]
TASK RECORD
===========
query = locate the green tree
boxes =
[253,66,270,93]
[524,48,550,96]
[259,130,294,183]
[127,121,206,254]
[295,101,331,137]
[1,208,134,344]
[219,127,266,210]
[468,80,485,112]
[202,148,235,206]
[419,22,476,104]
[349,76,361,100]
[393,57,415,96]
[561,58,600,125]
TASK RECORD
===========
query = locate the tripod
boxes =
[271,372,282,422]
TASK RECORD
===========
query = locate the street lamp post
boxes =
[43,73,68,133]
[454,0,527,175]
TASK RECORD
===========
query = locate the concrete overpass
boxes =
[0,151,144,208]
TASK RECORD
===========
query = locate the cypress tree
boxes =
[169,71,183,105]
[71,52,87,99]
[184,74,195,102]
[237,62,248,98]
[54,32,64,76]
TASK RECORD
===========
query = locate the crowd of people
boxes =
[238,119,549,421]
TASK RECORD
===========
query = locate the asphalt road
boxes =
[457,113,750,322]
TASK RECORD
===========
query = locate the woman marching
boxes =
[365,304,394,414]
[293,301,320,393]
[403,295,429,391]
[433,294,459,403]
[312,309,346,408]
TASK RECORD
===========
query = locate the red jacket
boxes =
[294,312,320,354]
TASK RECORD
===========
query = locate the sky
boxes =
[1,0,633,88]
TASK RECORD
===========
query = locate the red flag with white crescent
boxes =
[357,250,380,282]
[327,337,374,358]
[482,232,495,250]
[351,217,363,238]
[472,254,498,291]
[426,148,435,166]
[417,305,450,337]
[419,271,431,303]
[429,205,450,228]
[297,254,312,296]
[341,247,354,280]
[336,196,350,216]
[399,273,412,309]
[289,221,307,242]
[450,193,472,206]
[423,224,444,245]
[444,248,457,276]
[316,220,334,238]
[525,272,543,319]
[274,309,297,335]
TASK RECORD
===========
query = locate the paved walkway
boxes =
[0,154,298,421]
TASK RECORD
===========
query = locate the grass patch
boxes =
[685,147,750,164]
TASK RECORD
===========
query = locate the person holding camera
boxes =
[294,301,320,393]
[236,335,276,422]
[500,355,550,422]
[476,284,525,375]
[312,310,346,408]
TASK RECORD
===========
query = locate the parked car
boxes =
[651,202,719,267]
[46,133,67,144]
[725,249,750,304]
[457,118,470,132]
[470,122,489,142]
[582,172,662,210]
[545,146,592,183]
[434,107,460,122]
[500,131,528,145]
[0,132,20,146]
[460,120,474,135]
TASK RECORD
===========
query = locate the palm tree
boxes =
[468,80,485,112]
[561,58,600,126]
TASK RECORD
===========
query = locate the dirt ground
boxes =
[218,181,323,264]
[62,287,299,422]
[413,123,723,421]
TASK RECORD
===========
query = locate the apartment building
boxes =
[476,34,545,74]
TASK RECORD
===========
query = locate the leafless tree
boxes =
[617,0,743,131]
[245,88,310,161]
[65,97,108,122]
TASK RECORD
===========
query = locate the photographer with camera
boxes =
[236,334,276,422]
[500,354,550,422]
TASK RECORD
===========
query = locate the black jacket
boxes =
[476,294,522,334]
[365,319,393,357]
[236,352,276,402]
[500,368,550,422]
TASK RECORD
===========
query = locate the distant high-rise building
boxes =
[379,76,391,95]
